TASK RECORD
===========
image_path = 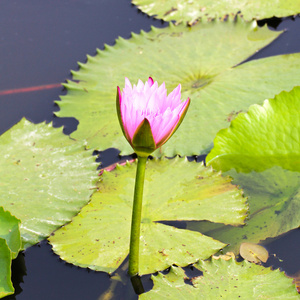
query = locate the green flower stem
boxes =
[128,155,147,277]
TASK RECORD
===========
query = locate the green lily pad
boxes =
[49,157,247,275]
[0,207,21,259]
[132,0,300,24]
[140,258,299,299]
[188,166,300,253]
[207,87,300,173]
[56,18,300,157]
[0,239,14,298]
[188,88,300,252]
[0,119,99,248]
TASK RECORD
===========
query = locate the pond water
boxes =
[0,1,300,299]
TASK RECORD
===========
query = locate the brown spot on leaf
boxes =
[158,249,168,256]
[226,110,242,122]
[170,32,183,37]
[164,7,177,16]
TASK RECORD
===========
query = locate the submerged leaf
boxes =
[49,157,247,275]
[132,0,300,24]
[0,119,99,248]
[56,17,300,157]
[140,258,299,299]
[188,166,300,253]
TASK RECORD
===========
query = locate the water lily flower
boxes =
[116,77,190,282]
[116,77,190,157]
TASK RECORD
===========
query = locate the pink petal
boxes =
[118,77,189,149]
[166,84,182,108]
[125,77,132,90]
[148,77,154,86]
[154,111,180,144]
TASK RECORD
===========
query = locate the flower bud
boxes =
[117,77,190,157]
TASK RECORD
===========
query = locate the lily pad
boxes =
[0,239,14,298]
[207,87,300,173]
[0,207,21,259]
[140,258,299,299]
[132,0,300,24]
[0,119,99,248]
[49,157,247,275]
[239,242,269,264]
[188,88,300,252]
[188,166,300,253]
[56,18,300,157]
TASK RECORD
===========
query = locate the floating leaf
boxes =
[0,207,21,259]
[141,258,299,299]
[188,88,300,252]
[0,119,99,248]
[240,242,269,263]
[49,157,247,275]
[56,18,300,157]
[207,87,300,173]
[0,239,14,298]
[188,166,300,253]
[132,0,300,24]
[195,258,298,298]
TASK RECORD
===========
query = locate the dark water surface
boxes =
[1,1,300,299]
